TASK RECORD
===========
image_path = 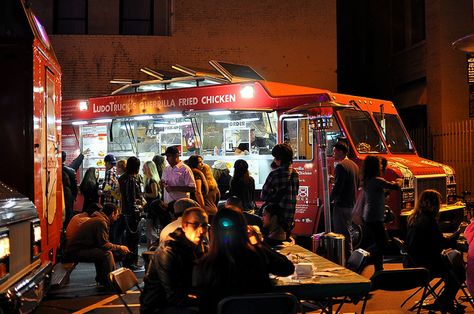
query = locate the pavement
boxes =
[34,248,474,314]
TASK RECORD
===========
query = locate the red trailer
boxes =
[0,1,62,311]
[62,62,464,239]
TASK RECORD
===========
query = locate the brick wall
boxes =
[34,0,337,100]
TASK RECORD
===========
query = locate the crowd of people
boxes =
[60,140,474,314]
[60,143,300,312]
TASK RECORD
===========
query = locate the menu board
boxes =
[82,124,108,179]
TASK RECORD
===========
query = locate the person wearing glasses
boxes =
[140,207,209,314]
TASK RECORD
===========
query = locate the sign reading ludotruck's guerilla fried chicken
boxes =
[61,83,277,122]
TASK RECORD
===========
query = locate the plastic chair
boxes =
[109,267,143,314]
[217,292,299,314]
[361,267,431,314]
[441,248,474,309]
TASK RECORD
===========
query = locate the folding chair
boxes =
[392,237,444,309]
[109,267,143,314]
[441,248,474,309]
[217,292,299,314]
[361,267,431,314]
[333,249,370,313]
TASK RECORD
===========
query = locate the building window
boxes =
[391,0,425,52]
[53,0,88,34]
[120,0,171,36]
[410,0,425,45]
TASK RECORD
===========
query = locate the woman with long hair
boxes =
[194,206,294,313]
[406,190,464,312]
[200,163,220,216]
[361,155,400,272]
[80,167,100,213]
[143,161,162,247]
[229,159,255,211]
[187,155,209,208]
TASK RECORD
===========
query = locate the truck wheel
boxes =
[350,222,363,249]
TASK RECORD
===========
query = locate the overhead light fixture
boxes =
[72,121,88,125]
[93,119,113,123]
[209,110,231,116]
[240,85,254,99]
[79,101,88,111]
[133,115,154,121]
[163,113,183,119]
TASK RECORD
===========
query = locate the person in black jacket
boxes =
[194,206,294,314]
[330,142,359,261]
[140,207,209,314]
[118,156,144,270]
[62,151,78,227]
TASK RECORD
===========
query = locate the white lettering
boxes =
[201,94,236,105]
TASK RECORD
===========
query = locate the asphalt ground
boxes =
[34,249,474,313]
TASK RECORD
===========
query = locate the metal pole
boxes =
[318,128,332,232]
[312,115,333,233]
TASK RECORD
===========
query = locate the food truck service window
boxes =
[77,111,278,189]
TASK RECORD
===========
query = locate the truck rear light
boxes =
[31,219,41,261]
[0,229,10,282]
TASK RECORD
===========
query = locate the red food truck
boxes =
[0,1,62,312]
[62,62,464,240]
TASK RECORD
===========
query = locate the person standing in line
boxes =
[101,154,119,207]
[229,159,256,212]
[211,160,232,200]
[80,167,100,214]
[142,161,161,247]
[260,143,299,234]
[161,146,196,205]
[361,155,400,272]
[201,163,220,216]
[187,155,209,208]
[118,156,144,270]
[330,142,359,260]
[152,154,166,181]
[61,151,78,227]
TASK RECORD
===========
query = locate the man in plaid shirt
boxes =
[261,143,299,233]
[101,154,120,206]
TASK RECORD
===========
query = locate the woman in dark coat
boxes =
[79,167,100,213]
[229,159,255,211]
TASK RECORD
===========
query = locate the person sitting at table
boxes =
[262,203,290,247]
[406,189,465,313]
[140,207,209,314]
[194,206,294,314]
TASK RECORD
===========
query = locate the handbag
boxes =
[352,191,365,226]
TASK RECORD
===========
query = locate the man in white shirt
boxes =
[161,146,196,204]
